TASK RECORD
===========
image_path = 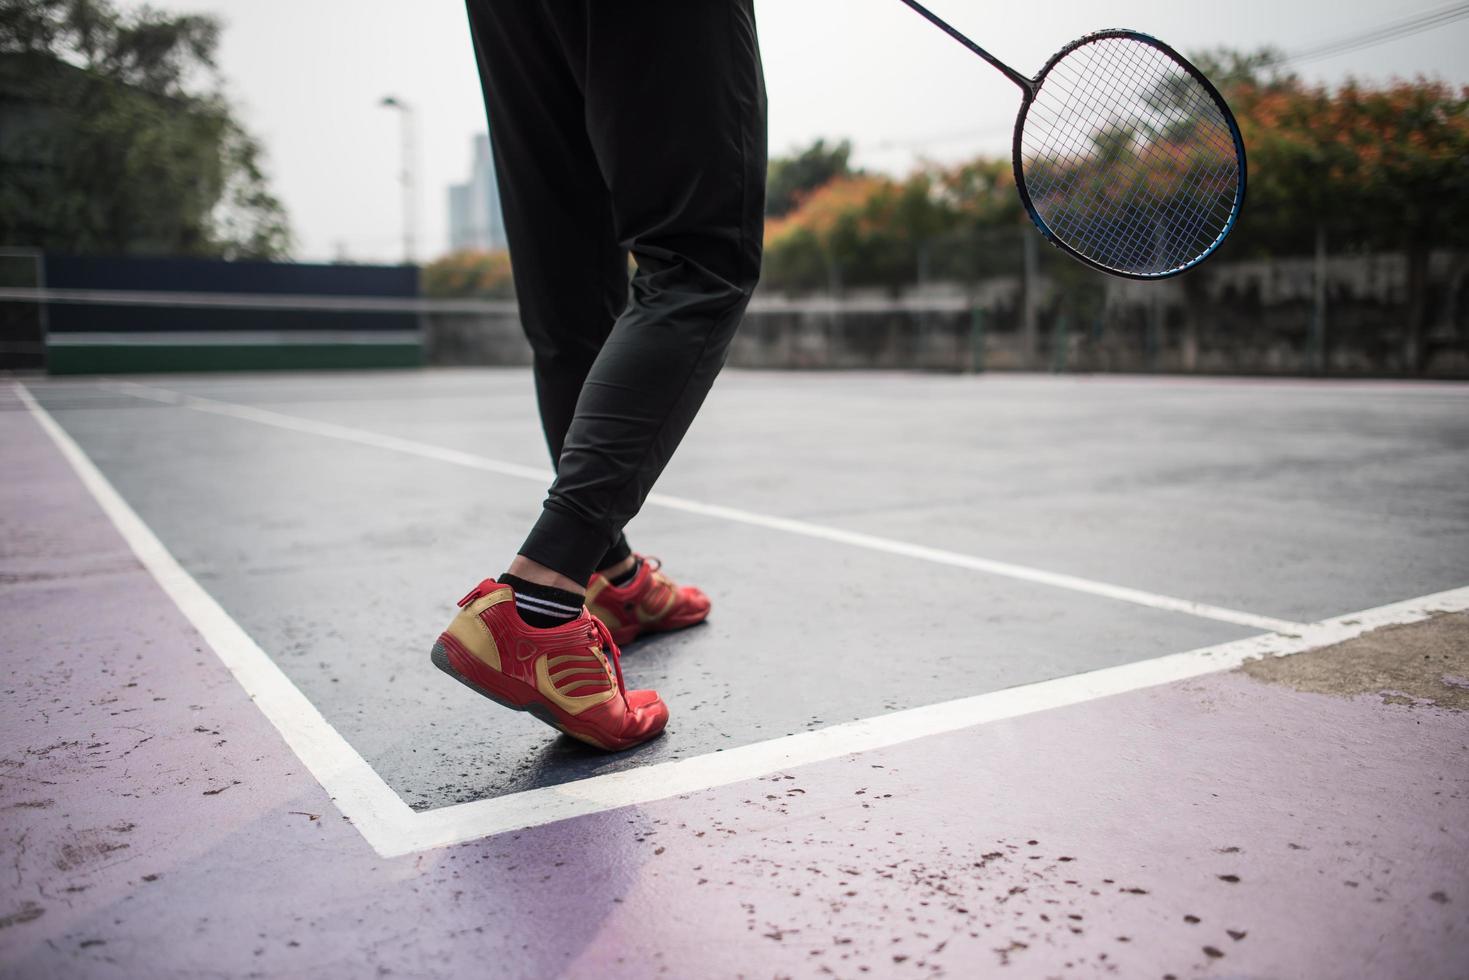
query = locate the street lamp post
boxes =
[379,95,417,265]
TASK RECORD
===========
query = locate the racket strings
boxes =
[1029,54,1235,271]
[1037,52,1231,252]
[1064,48,1237,261]
[1030,43,1236,261]
[1020,36,1240,276]
[1033,53,1233,270]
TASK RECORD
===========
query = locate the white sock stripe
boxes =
[514,603,578,621]
[513,593,582,615]
[514,593,582,614]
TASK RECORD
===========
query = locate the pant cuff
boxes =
[595,534,632,572]
[518,505,614,587]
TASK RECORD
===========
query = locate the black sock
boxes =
[498,574,583,629]
[607,557,641,588]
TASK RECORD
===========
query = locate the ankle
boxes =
[598,554,638,583]
[499,572,585,629]
[505,555,586,597]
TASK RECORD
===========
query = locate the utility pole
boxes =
[1311,223,1328,374]
[380,96,417,265]
[1021,225,1039,368]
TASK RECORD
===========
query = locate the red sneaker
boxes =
[431,579,668,752]
[586,556,711,646]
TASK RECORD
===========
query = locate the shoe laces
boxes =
[589,615,626,695]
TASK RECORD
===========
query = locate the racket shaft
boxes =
[896,0,1032,93]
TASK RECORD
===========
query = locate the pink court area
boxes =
[2,388,1466,979]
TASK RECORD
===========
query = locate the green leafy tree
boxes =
[0,0,290,258]
[765,137,856,218]
[1190,48,1296,96]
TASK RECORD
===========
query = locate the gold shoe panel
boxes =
[534,647,618,715]
[444,587,512,672]
[635,576,679,624]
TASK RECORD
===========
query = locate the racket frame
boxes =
[1014,29,1248,280]
[897,0,1247,280]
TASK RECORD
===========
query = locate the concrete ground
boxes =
[2,369,1467,979]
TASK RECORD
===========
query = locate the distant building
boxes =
[447,133,507,253]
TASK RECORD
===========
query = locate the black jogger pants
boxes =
[464,1,767,585]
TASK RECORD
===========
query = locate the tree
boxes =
[1208,55,1469,367]
[763,174,882,291]
[0,0,290,258]
[1190,48,1297,96]
[762,158,1025,294]
[1195,52,1469,259]
[765,138,856,218]
[1328,79,1469,367]
[761,49,1469,375]
[422,249,515,298]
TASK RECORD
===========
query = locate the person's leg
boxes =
[436,0,668,751]
[467,1,640,583]
[516,0,768,587]
[441,0,762,752]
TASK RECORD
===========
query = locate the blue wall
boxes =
[45,255,420,336]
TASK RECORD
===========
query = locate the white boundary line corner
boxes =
[16,383,415,857]
[19,381,1469,859]
[393,584,1469,855]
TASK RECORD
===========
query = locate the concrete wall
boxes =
[423,252,1469,378]
[424,310,531,367]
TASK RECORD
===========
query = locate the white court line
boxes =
[101,379,1305,634]
[15,384,417,858]
[16,382,1469,858]
[402,585,1469,854]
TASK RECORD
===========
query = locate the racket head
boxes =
[1013,30,1247,280]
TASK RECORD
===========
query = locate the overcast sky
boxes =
[126,0,1469,263]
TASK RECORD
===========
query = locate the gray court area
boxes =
[29,370,1469,810]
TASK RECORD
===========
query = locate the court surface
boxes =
[3,368,1467,978]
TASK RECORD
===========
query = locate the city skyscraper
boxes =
[447,133,507,253]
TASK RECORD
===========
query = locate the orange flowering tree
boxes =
[761,159,1023,293]
[1209,56,1469,258]
[1322,80,1469,248]
[1210,60,1469,364]
[766,138,856,218]
[763,54,1467,311]
[422,249,515,298]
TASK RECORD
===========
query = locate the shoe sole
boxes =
[431,636,640,752]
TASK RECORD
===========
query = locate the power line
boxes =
[1280,0,1469,66]
[867,121,1013,152]
[864,2,1469,156]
